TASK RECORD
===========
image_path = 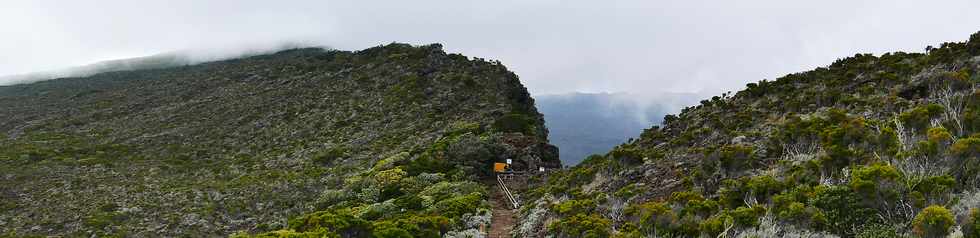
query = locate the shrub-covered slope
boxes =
[520,32,980,237]
[0,43,559,237]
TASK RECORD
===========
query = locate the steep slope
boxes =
[0,44,559,237]
[519,32,980,237]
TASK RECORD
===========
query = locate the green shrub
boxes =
[855,223,903,238]
[312,147,348,165]
[952,137,980,158]
[682,198,719,218]
[402,156,452,176]
[719,145,754,172]
[553,199,597,216]
[370,224,412,238]
[927,127,952,144]
[910,175,955,206]
[782,202,803,217]
[849,163,901,200]
[878,126,901,156]
[83,210,128,230]
[374,215,449,238]
[626,201,678,235]
[967,109,980,134]
[820,144,859,172]
[912,205,954,238]
[548,213,611,238]
[429,192,484,220]
[731,205,766,227]
[718,179,748,209]
[746,175,784,202]
[287,211,371,237]
[964,208,980,238]
[810,185,878,236]
[614,184,640,199]
[374,168,407,186]
[899,104,945,131]
[699,214,733,237]
[774,186,829,229]
[669,191,704,204]
[609,145,646,165]
[492,113,535,134]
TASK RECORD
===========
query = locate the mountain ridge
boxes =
[517,31,980,238]
[0,43,558,237]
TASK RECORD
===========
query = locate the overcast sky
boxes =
[3,0,980,97]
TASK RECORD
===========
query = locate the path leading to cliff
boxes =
[489,184,516,238]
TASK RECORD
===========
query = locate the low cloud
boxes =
[3,0,980,98]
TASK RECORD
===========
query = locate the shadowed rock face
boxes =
[0,43,558,236]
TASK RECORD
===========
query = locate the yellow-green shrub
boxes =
[912,205,954,238]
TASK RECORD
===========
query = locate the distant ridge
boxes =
[536,92,699,165]
[0,42,316,85]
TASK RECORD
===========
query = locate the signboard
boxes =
[494,163,507,172]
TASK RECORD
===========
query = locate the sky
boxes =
[3,0,980,97]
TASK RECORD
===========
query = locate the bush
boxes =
[375,215,449,238]
[927,127,953,144]
[718,179,748,209]
[609,145,646,165]
[669,191,704,204]
[849,163,901,200]
[717,145,755,173]
[312,147,348,165]
[699,214,733,237]
[952,137,980,158]
[553,199,597,216]
[403,156,452,176]
[492,113,535,135]
[548,213,611,238]
[374,168,407,186]
[626,201,678,235]
[731,205,766,227]
[371,224,412,238]
[900,104,945,131]
[878,126,901,156]
[746,175,784,202]
[682,199,719,219]
[910,175,955,206]
[964,208,980,238]
[912,205,955,238]
[855,223,903,238]
[810,185,878,236]
[287,211,371,237]
[429,192,484,220]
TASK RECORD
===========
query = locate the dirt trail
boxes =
[488,183,516,238]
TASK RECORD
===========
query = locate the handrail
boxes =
[497,174,519,209]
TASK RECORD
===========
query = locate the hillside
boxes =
[0,43,559,237]
[518,32,980,237]
[537,92,698,165]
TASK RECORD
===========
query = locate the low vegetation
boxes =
[517,31,980,237]
[0,43,558,236]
